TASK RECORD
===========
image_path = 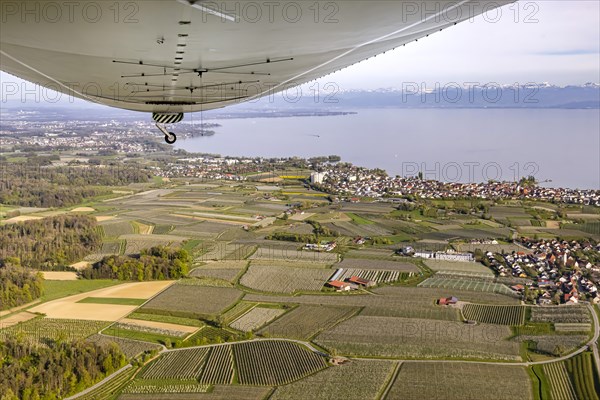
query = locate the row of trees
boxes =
[0,267,44,310]
[0,162,154,207]
[0,338,126,400]
[80,246,190,281]
[0,215,102,270]
[0,185,109,209]
[267,219,339,244]
[266,232,318,243]
[306,220,339,237]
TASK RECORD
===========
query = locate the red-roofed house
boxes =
[511,284,525,292]
[438,296,458,306]
[349,276,375,287]
[328,280,357,291]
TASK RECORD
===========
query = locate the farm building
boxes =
[304,242,337,252]
[414,251,474,262]
[329,269,344,282]
[354,237,366,245]
[328,280,358,291]
[348,276,375,287]
[397,246,415,256]
[435,252,474,262]
[438,296,458,306]
[414,251,434,259]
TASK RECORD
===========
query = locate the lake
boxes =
[175,109,600,190]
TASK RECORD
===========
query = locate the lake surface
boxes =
[175,109,600,189]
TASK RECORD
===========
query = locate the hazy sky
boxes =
[1,1,598,94]
[328,0,600,89]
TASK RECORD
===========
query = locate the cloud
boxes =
[536,49,600,56]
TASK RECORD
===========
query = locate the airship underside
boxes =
[0,0,514,142]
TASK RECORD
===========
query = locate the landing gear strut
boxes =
[152,112,184,145]
[155,123,177,144]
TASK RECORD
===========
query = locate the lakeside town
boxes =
[0,117,219,153]
[144,156,600,206]
[310,165,600,206]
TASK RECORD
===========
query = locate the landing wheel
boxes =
[164,132,177,144]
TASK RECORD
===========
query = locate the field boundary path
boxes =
[65,364,132,400]
[163,337,324,355]
[379,361,402,400]
[0,299,41,318]
[592,304,600,382]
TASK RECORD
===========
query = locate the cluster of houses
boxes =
[0,120,157,153]
[158,155,311,181]
[485,251,528,278]
[313,165,600,205]
[485,238,599,304]
[156,159,248,181]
